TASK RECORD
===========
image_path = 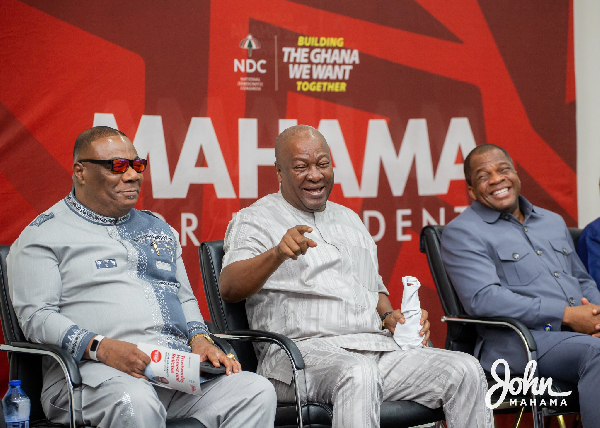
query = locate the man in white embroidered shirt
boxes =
[220,124,493,428]
[8,126,276,428]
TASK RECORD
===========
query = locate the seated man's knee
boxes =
[226,372,277,413]
[248,373,278,407]
[580,340,600,373]
[338,359,382,394]
[444,352,482,375]
[444,352,486,393]
[99,377,165,425]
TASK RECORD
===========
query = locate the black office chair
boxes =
[419,225,581,428]
[199,240,446,428]
[0,245,205,428]
[568,227,582,249]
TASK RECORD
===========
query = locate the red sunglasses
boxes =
[78,158,147,173]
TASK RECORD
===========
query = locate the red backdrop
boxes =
[0,1,577,424]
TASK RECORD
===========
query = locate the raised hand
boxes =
[274,225,318,261]
[219,225,318,302]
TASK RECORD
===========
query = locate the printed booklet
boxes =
[138,343,204,395]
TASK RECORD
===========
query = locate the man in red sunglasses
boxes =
[72,127,147,220]
[8,126,276,428]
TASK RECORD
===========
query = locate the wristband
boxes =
[381,311,393,328]
[89,335,105,361]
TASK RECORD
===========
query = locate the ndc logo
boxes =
[239,34,261,57]
[235,34,266,74]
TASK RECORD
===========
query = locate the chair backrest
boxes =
[0,244,49,422]
[0,245,26,345]
[198,241,259,372]
[568,227,582,249]
[419,225,476,354]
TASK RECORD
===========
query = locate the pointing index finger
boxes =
[292,225,317,248]
[295,225,313,235]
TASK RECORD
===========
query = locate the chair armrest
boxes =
[2,342,82,386]
[441,315,537,353]
[0,341,84,428]
[210,334,236,356]
[213,329,304,370]
[213,329,307,428]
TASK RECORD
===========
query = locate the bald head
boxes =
[275,125,328,165]
[274,125,334,212]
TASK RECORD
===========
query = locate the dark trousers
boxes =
[537,334,600,428]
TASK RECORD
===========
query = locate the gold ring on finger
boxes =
[226,353,236,361]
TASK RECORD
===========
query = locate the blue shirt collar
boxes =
[471,195,540,224]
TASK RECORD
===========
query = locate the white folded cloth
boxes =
[393,276,425,350]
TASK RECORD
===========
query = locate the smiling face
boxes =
[276,130,334,212]
[73,135,144,218]
[467,148,523,219]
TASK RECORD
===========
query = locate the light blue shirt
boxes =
[8,191,209,364]
[441,196,600,372]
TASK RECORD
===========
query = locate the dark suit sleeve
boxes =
[577,220,600,291]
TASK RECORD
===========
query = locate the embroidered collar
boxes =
[64,190,131,226]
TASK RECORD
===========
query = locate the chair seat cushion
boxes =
[274,400,444,428]
[275,402,333,426]
[380,401,444,428]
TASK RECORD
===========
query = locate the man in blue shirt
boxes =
[441,144,600,427]
[577,194,600,289]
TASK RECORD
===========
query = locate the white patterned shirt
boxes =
[223,192,399,383]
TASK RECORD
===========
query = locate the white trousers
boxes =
[272,345,493,428]
[42,369,276,428]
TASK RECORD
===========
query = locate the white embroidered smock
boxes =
[223,192,399,384]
